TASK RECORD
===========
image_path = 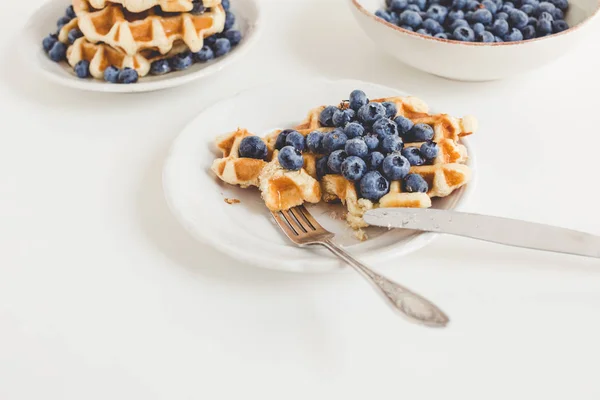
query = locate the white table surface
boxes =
[2,0,600,399]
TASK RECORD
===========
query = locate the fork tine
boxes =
[288,207,316,232]
[282,209,307,233]
[271,211,298,239]
[296,205,323,230]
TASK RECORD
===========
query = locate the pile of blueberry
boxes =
[41,0,242,84]
[375,0,569,42]
[237,90,439,203]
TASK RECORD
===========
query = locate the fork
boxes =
[271,205,450,328]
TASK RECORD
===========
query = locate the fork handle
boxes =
[321,239,450,327]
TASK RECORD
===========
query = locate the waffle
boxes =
[72,0,225,56]
[88,0,222,13]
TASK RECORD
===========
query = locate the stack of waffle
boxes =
[211,95,477,240]
[54,0,226,79]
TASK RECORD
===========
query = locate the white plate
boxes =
[163,79,477,273]
[22,0,262,93]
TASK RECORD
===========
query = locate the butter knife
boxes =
[363,208,600,259]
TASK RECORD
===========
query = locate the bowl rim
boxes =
[350,0,600,47]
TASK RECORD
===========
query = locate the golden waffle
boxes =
[73,0,225,56]
[88,0,222,13]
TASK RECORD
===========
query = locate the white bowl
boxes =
[22,0,262,93]
[349,0,600,81]
[163,79,477,273]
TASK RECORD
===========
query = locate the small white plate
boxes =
[22,0,262,93]
[163,79,477,273]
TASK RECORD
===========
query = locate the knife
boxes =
[363,208,600,259]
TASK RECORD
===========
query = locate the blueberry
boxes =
[465,10,474,22]
[382,153,411,181]
[403,174,429,193]
[170,51,193,70]
[501,1,515,12]
[401,146,425,166]
[345,138,369,158]
[505,27,524,41]
[452,0,467,9]
[400,25,415,31]
[408,0,427,10]
[399,10,423,28]
[223,30,242,46]
[42,34,58,52]
[522,0,540,6]
[66,5,76,19]
[319,106,339,127]
[528,16,538,25]
[426,5,448,23]
[341,156,368,181]
[549,0,568,10]
[68,28,83,44]
[481,0,498,13]
[521,4,535,13]
[375,9,394,22]
[381,135,404,154]
[552,8,564,19]
[239,136,268,159]
[278,146,304,171]
[381,102,398,118]
[306,131,324,153]
[472,8,493,24]
[365,152,385,171]
[205,35,218,47]
[449,18,469,31]
[535,1,556,16]
[496,11,509,19]
[536,18,552,34]
[508,9,529,28]
[420,141,439,160]
[359,171,390,201]
[213,38,231,57]
[150,59,171,75]
[390,0,409,11]
[389,11,401,24]
[466,0,480,10]
[539,11,554,20]
[191,2,206,14]
[522,24,537,38]
[275,129,294,150]
[477,30,495,41]
[224,11,235,30]
[434,32,448,38]
[103,66,120,83]
[285,131,306,151]
[316,156,329,179]
[372,118,399,137]
[552,19,569,32]
[57,16,71,29]
[222,0,230,10]
[495,35,504,41]
[364,134,380,151]
[492,18,510,35]
[419,11,428,20]
[344,122,365,139]
[410,123,434,141]
[394,115,414,136]
[447,10,465,23]
[118,67,139,84]
[473,22,485,35]
[327,150,348,174]
[73,60,90,78]
[417,28,432,35]
[358,102,387,125]
[332,108,356,127]
[423,18,444,34]
[48,41,67,62]
[322,130,348,153]
[349,90,368,111]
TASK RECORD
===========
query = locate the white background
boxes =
[2,0,600,399]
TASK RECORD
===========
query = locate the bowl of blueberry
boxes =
[349,0,600,80]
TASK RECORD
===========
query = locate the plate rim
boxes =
[162,78,478,273]
[22,0,263,93]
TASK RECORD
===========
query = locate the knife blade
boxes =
[363,208,600,259]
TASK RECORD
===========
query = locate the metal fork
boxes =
[271,205,450,328]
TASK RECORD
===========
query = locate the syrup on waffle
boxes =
[88,0,221,13]
[73,0,225,56]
